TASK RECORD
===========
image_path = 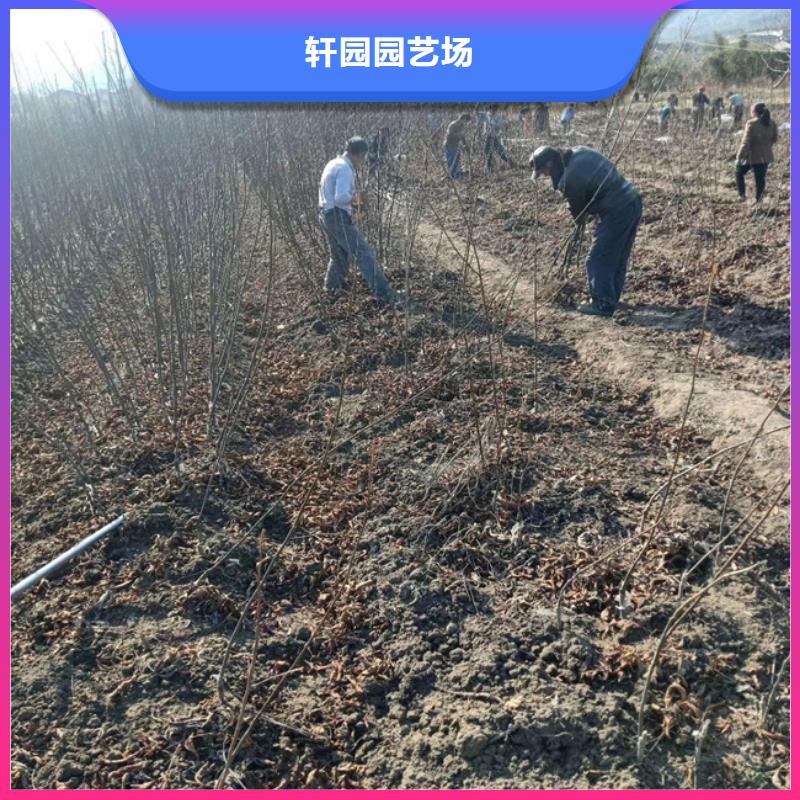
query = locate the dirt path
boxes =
[412,218,789,492]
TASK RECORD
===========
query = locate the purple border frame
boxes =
[0,1,794,795]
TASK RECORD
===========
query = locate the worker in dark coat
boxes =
[368,126,391,175]
[530,146,642,317]
[710,96,725,122]
[533,103,551,134]
[692,85,710,131]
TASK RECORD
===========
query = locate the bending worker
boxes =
[444,112,471,178]
[530,145,642,318]
[319,137,396,304]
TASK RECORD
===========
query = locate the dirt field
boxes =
[11,97,790,789]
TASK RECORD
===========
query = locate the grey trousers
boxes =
[484,133,511,171]
[320,208,393,301]
[585,194,642,311]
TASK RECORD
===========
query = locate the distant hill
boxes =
[656,9,790,43]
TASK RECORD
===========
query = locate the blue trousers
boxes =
[445,146,462,178]
[320,208,393,301]
[585,194,642,310]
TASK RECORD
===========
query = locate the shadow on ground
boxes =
[620,301,789,360]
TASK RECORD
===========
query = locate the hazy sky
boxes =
[10,9,120,89]
[657,8,790,43]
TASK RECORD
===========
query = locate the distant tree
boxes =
[706,34,731,82]
[639,61,685,94]
[705,32,789,84]
[729,36,762,82]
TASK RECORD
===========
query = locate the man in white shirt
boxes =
[318,137,394,303]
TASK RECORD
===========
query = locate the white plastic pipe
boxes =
[11,514,125,603]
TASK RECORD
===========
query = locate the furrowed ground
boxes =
[11,95,790,789]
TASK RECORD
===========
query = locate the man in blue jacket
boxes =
[530,145,642,318]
